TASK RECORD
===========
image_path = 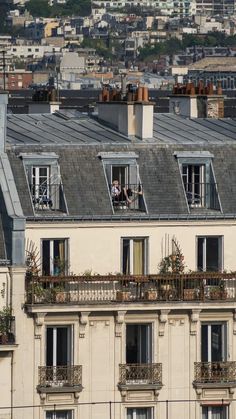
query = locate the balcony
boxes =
[193,362,236,388]
[37,365,82,393]
[118,363,162,391]
[26,272,236,306]
[110,183,145,212]
[184,182,220,210]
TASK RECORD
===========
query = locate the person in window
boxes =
[111,180,132,205]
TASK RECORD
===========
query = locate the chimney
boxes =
[169,81,224,118]
[28,87,61,114]
[0,92,8,153]
[97,85,154,140]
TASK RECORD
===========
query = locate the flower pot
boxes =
[55,292,67,303]
[116,291,131,301]
[144,290,158,300]
[184,289,196,301]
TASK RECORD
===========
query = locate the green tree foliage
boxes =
[139,32,236,61]
[26,0,91,18]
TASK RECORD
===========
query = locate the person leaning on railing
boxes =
[111,180,143,206]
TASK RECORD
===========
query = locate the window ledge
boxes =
[37,384,83,394]
[193,381,236,389]
[118,383,163,392]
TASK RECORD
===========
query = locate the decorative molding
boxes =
[159,310,170,336]
[190,309,201,336]
[115,310,126,337]
[34,312,47,339]
[79,312,90,338]
[39,392,46,404]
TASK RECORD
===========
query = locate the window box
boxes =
[209,288,227,300]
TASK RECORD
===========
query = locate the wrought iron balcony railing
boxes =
[119,363,162,387]
[110,183,145,212]
[38,365,82,388]
[30,183,66,212]
[194,361,236,385]
[184,182,220,210]
[26,272,236,305]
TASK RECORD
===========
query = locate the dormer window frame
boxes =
[20,153,68,214]
[174,151,222,212]
[98,152,147,214]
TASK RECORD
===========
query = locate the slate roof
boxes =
[6,112,236,220]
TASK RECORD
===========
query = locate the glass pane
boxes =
[202,406,208,419]
[126,324,138,363]
[201,324,208,362]
[53,240,66,275]
[57,327,69,365]
[140,324,151,363]
[46,327,53,366]
[206,237,220,271]
[123,240,130,275]
[42,240,50,275]
[197,238,204,271]
[211,324,223,362]
[133,239,144,275]
[212,406,226,419]
[127,408,151,419]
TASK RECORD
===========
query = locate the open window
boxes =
[20,153,67,212]
[201,323,227,363]
[42,239,68,276]
[122,238,148,275]
[98,152,146,212]
[174,151,221,211]
[126,324,152,364]
[46,325,72,386]
[197,236,223,272]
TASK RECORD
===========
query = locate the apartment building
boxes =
[0,84,236,419]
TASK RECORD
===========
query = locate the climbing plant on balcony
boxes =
[159,238,185,274]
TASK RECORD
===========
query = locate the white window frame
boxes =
[32,165,50,202]
[121,237,148,275]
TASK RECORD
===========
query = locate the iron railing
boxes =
[110,183,145,211]
[194,361,236,384]
[119,363,162,386]
[26,272,236,305]
[30,183,65,211]
[38,365,82,388]
[184,182,220,210]
[0,316,15,345]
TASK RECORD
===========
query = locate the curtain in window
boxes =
[127,408,151,419]
[133,239,144,275]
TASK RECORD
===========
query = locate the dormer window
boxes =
[20,153,67,213]
[98,152,147,213]
[175,151,221,211]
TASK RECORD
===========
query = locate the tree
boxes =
[26,0,51,17]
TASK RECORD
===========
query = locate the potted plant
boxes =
[0,307,12,344]
[54,284,67,303]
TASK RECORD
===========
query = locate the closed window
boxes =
[46,411,72,419]
[202,405,228,419]
[42,238,68,276]
[122,238,147,275]
[127,408,153,419]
